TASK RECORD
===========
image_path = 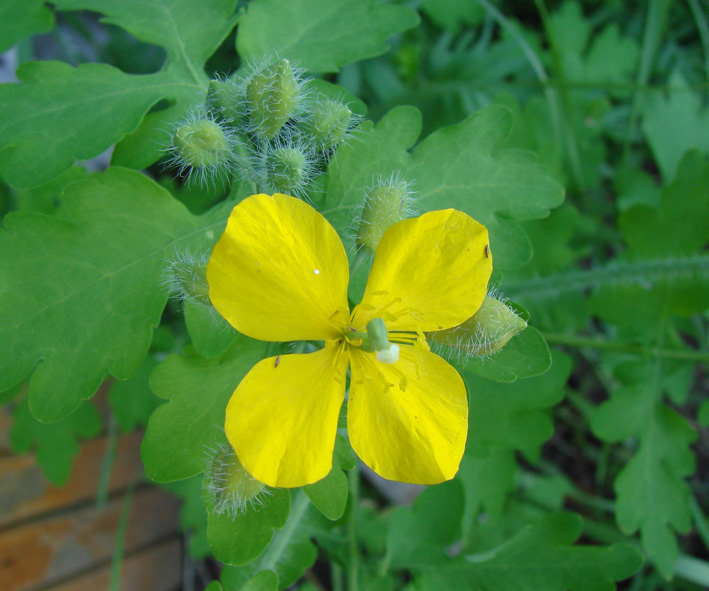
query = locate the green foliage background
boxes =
[1,0,708,590]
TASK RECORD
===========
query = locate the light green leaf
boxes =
[0,167,222,422]
[642,71,709,182]
[0,0,240,188]
[408,105,565,269]
[304,434,356,520]
[0,62,171,188]
[237,0,419,73]
[464,351,570,456]
[416,513,643,591]
[205,486,291,565]
[386,480,464,568]
[12,167,89,216]
[0,0,54,53]
[10,395,101,485]
[142,334,268,482]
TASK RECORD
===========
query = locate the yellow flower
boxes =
[207,193,492,488]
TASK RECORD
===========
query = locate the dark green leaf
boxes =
[10,396,101,485]
[464,351,570,456]
[416,513,643,591]
[386,480,464,568]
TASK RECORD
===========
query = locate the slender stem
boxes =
[543,332,709,362]
[503,254,709,299]
[110,475,137,591]
[96,414,118,508]
[348,463,360,591]
[690,495,709,552]
[261,490,310,571]
[332,563,345,591]
[475,0,563,151]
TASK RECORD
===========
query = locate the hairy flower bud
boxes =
[166,113,238,185]
[247,59,302,141]
[261,140,318,198]
[206,78,247,125]
[303,98,353,151]
[356,173,413,254]
[429,295,527,358]
[163,250,211,306]
[205,443,270,517]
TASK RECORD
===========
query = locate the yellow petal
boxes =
[352,209,492,332]
[348,346,468,484]
[207,193,350,342]
[225,342,349,488]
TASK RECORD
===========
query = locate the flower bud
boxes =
[206,78,247,125]
[303,98,353,151]
[247,59,302,141]
[356,173,412,254]
[167,113,237,185]
[429,295,527,358]
[164,250,210,306]
[261,140,317,198]
[205,443,270,517]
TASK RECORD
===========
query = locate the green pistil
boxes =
[348,318,391,353]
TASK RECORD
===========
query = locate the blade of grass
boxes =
[475,0,563,155]
[110,476,138,591]
[533,0,585,190]
[96,414,118,508]
[687,0,709,86]
[622,0,672,168]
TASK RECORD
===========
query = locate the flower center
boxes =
[345,317,400,364]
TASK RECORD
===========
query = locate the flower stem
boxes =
[543,332,709,362]
[347,462,360,591]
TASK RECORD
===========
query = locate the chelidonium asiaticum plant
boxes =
[206,192,495,488]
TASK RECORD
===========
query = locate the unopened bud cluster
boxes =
[429,292,527,362]
[165,58,359,196]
